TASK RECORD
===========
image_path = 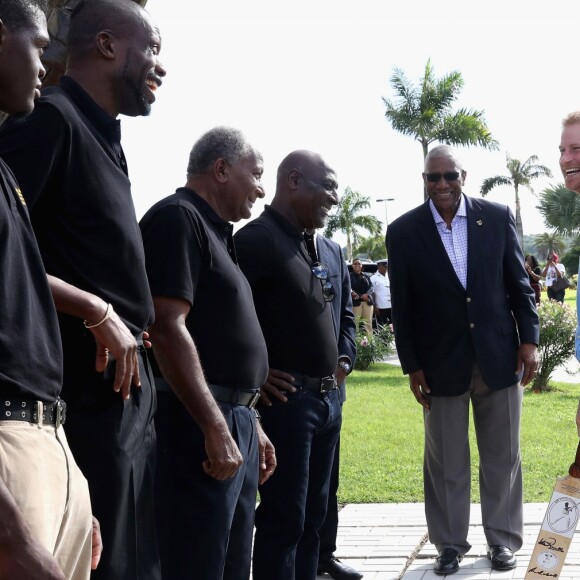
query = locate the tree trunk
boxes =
[422,141,429,202]
[346,232,353,261]
[514,186,524,251]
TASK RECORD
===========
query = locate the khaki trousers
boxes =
[353,301,373,338]
[0,421,92,579]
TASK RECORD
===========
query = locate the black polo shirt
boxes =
[0,76,154,338]
[140,188,269,391]
[0,160,62,402]
[235,206,338,377]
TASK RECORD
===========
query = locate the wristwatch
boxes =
[338,360,352,374]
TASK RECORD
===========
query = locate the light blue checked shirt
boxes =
[429,195,468,289]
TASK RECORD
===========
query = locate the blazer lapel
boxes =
[465,196,485,290]
[316,235,332,267]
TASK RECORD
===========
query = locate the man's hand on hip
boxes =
[260,368,296,405]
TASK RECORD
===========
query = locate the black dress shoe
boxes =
[317,556,363,579]
[434,548,462,575]
[487,544,517,570]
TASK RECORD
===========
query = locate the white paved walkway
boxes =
[318,502,580,580]
[313,357,580,579]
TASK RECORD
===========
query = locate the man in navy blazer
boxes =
[387,145,539,576]
[314,234,360,580]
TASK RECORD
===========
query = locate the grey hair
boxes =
[187,126,255,176]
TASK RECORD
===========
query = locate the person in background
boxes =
[387,145,538,576]
[542,252,566,303]
[370,259,391,327]
[140,126,275,580]
[524,255,542,304]
[0,1,167,577]
[349,259,374,337]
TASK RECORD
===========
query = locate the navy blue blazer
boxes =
[387,195,539,396]
[316,235,357,401]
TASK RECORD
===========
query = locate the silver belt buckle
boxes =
[55,399,66,428]
[320,376,337,393]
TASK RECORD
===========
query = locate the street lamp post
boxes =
[376,198,395,231]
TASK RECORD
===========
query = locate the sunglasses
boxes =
[311,262,335,302]
[425,172,461,183]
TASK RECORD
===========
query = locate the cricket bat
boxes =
[525,441,580,579]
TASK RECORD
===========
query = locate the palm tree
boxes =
[537,183,580,236]
[353,233,386,261]
[480,154,552,248]
[324,187,382,260]
[383,59,498,200]
[533,232,566,261]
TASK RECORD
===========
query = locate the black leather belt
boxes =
[0,398,66,427]
[207,384,261,409]
[155,377,260,409]
[288,373,337,394]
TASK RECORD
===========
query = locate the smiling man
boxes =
[387,145,539,576]
[559,113,580,388]
[140,126,276,580]
[235,150,344,580]
[0,1,166,578]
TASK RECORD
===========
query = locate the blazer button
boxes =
[469,323,475,329]
[466,297,472,303]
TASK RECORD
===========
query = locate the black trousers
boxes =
[155,390,259,580]
[375,307,392,326]
[547,286,565,303]
[318,432,341,562]
[63,347,159,580]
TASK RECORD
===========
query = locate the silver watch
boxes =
[338,360,351,374]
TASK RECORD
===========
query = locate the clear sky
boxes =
[122,0,580,246]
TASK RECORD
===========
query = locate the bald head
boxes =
[424,145,464,171]
[276,150,328,190]
[272,149,338,231]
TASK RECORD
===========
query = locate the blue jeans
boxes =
[253,385,341,580]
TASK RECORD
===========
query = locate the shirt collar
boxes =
[264,205,304,240]
[59,76,122,145]
[428,194,466,226]
[177,187,232,232]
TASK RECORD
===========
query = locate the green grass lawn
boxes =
[563,288,576,306]
[339,363,580,504]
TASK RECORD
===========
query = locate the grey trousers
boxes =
[423,365,523,555]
